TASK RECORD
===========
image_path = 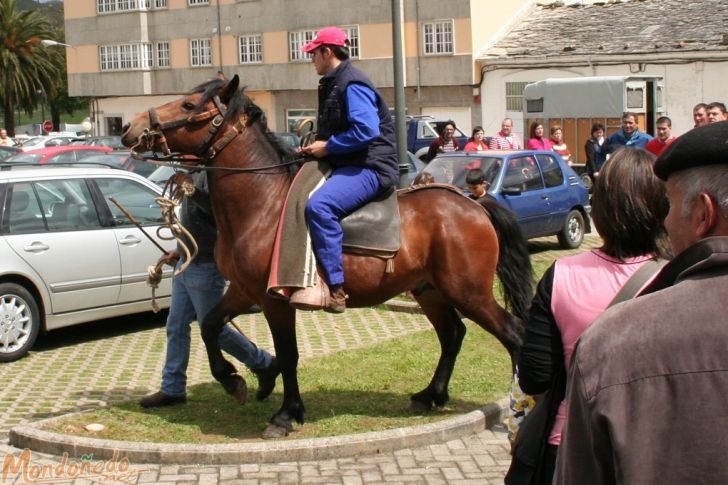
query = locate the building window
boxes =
[96,0,166,13]
[288,30,316,62]
[505,82,532,112]
[343,25,359,59]
[286,109,316,133]
[188,0,209,5]
[190,38,212,67]
[238,34,262,64]
[156,41,170,68]
[105,116,124,136]
[423,20,453,56]
[99,43,153,71]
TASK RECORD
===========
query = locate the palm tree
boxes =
[0,0,61,135]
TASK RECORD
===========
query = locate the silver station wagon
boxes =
[0,165,175,362]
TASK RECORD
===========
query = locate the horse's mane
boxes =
[192,78,296,161]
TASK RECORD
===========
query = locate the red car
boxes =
[4,145,114,165]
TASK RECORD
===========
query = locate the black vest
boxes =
[316,59,399,189]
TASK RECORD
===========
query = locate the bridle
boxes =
[129,94,306,173]
[131,95,242,159]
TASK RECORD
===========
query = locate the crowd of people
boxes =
[425,101,728,178]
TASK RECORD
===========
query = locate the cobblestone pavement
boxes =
[0,235,601,485]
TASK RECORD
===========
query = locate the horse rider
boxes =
[296,26,399,313]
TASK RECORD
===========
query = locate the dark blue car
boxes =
[421,150,591,248]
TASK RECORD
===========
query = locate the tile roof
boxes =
[482,0,728,60]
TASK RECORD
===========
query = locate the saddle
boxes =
[267,161,400,299]
[342,187,400,255]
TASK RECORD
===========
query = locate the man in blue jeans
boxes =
[139,172,278,408]
[295,26,399,313]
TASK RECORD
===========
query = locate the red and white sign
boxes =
[42,120,53,133]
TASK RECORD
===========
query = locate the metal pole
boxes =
[391,0,407,166]
[215,0,224,72]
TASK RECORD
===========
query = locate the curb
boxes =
[9,398,508,465]
[380,299,422,314]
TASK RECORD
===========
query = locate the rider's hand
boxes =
[300,140,328,158]
[158,250,180,267]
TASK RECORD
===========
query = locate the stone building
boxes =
[477,0,728,147]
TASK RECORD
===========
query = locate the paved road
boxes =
[0,235,601,484]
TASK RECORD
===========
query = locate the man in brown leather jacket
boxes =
[555,121,728,484]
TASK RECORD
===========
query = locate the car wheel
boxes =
[0,283,41,363]
[580,173,593,192]
[557,210,585,249]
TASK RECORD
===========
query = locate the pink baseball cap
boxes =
[301,27,349,53]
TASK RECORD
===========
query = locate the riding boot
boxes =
[324,285,347,314]
[251,356,280,401]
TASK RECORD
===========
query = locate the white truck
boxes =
[522,76,664,184]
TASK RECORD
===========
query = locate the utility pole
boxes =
[391,0,407,166]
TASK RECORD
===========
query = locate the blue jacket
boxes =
[606,129,653,151]
[315,59,399,189]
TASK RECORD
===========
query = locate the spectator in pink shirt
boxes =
[507,147,668,484]
[526,122,552,151]
[549,125,572,164]
[489,118,523,150]
[464,126,488,152]
[645,116,677,157]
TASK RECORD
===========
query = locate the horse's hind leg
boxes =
[410,287,467,412]
[200,297,248,404]
[457,295,522,365]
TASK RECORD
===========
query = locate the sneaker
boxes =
[138,391,186,408]
[252,356,280,401]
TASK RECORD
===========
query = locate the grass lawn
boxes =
[44,321,512,443]
[42,238,579,443]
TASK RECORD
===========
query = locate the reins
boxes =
[131,149,305,173]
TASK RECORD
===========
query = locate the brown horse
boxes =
[122,75,533,438]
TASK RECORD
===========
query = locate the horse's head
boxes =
[121,75,243,160]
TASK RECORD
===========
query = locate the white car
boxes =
[0,165,176,362]
[18,134,80,152]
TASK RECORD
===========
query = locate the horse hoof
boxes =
[228,376,248,405]
[262,423,289,439]
[409,399,432,414]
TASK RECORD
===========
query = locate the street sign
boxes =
[42,120,53,133]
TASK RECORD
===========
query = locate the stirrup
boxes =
[289,278,330,311]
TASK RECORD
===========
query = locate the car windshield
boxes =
[21,137,45,146]
[5,153,43,164]
[422,156,503,188]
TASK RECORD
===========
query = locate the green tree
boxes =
[0,0,61,135]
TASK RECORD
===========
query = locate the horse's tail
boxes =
[478,196,533,322]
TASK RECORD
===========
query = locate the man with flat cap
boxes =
[555,121,728,485]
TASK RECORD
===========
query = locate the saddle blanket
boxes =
[267,160,401,298]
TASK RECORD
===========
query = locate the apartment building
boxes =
[63,0,534,136]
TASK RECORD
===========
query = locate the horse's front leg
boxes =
[200,293,248,404]
[260,301,305,439]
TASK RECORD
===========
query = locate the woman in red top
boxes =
[550,125,572,164]
[464,126,488,152]
[526,122,553,151]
